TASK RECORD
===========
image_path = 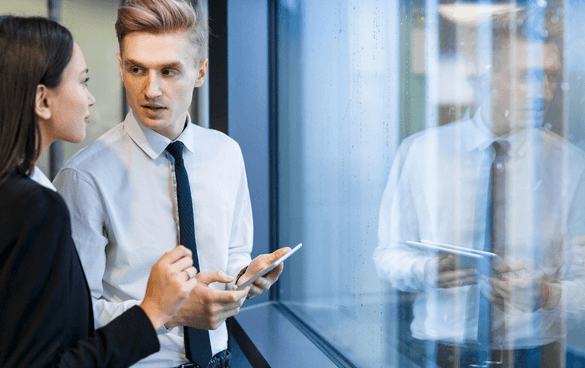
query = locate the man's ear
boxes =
[194,58,208,88]
[117,52,124,83]
[34,85,51,121]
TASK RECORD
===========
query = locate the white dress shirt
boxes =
[374,109,585,350]
[54,112,253,367]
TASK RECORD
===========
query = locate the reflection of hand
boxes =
[424,255,478,288]
[165,271,250,330]
[490,260,550,313]
[235,247,291,298]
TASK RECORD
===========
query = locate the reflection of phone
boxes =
[235,243,302,290]
[404,240,503,278]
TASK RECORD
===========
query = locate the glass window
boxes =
[60,0,123,164]
[276,0,585,367]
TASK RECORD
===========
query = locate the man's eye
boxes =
[162,70,176,76]
[130,67,142,74]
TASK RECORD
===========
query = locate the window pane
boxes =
[60,0,123,163]
[276,0,585,367]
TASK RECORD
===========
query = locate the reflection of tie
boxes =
[478,140,509,351]
[477,141,510,354]
[166,141,212,367]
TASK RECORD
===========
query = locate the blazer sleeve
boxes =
[0,185,159,368]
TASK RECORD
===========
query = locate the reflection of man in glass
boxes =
[374,9,585,367]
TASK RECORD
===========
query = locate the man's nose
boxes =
[144,72,162,99]
[543,75,555,100]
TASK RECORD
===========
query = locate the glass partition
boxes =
[276,0,585,366]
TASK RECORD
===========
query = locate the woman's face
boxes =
[42,43,95,145]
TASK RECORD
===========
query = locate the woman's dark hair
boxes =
[0,15,73,179]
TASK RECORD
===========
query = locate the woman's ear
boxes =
[34,84,51,121]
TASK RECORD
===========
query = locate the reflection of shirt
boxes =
[374,109,585,349]
[54,112,253,367]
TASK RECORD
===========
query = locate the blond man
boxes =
[55,1,287,367]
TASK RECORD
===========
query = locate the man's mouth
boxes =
[142,105,165,111]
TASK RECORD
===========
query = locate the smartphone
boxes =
[235,243,303,290]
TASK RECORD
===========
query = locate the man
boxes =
[374,9,585,367]
[54,1,287,367]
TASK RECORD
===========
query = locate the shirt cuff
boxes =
[544,282,562,310]
[412,257,432,289]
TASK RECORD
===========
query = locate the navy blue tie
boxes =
[166,141,212,368]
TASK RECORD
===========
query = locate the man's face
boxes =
[118,31,208,140]
[489,39,561,135]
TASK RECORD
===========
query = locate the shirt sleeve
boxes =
[556,169,585,312]
[225,146,254,287]
[53,168,142,327]
[0,185,159,368]
[373,136,431,292]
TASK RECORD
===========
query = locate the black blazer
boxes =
[0,170,160,367]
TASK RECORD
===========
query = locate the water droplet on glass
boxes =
[562,82,570,91]
[541,29,548,38]
[537,0,547,7]
[496,163,503,170]
[551,15,560,24]
[545,122,552,130]
[505,110,509,117]
[460,41,465,46]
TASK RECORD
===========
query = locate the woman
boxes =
[0,15,198,367]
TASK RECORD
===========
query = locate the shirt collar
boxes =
[464,106,537,157]
[30,166,56,191]
[124,112,196,160]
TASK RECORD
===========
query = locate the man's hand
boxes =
[140,246,198,331]
[234,247,291,298]
[424,254,478,288]
[489,260,551,313]
[164,271,250,330]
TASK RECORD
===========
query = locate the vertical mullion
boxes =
[48,0,63,180]
[269,0,279,302]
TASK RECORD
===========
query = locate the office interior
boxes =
[5,0,585,367]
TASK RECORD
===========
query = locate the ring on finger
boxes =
[186,269,195,280]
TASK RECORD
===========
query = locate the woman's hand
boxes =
[139,246,198,330]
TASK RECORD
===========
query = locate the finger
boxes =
[490,278,512,298]
[252,277,272,291]
[165,245,193,263]
[196,270,234,285]
[437,255,457,271]
[183,266,198,281]
[273,246,291,257]
[439,269,476,283]
[495,261,525,273]
[203,286,249,305]
[248,284,264,297]
[184,273,198,289]
[263,263,284,281]
[171,256,194,273]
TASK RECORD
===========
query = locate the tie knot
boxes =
[166,141,185,160]
[492,140,510,158]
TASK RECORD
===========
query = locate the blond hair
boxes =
[115,0,207,62]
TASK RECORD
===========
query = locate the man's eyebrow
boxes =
[125,58,183,70]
